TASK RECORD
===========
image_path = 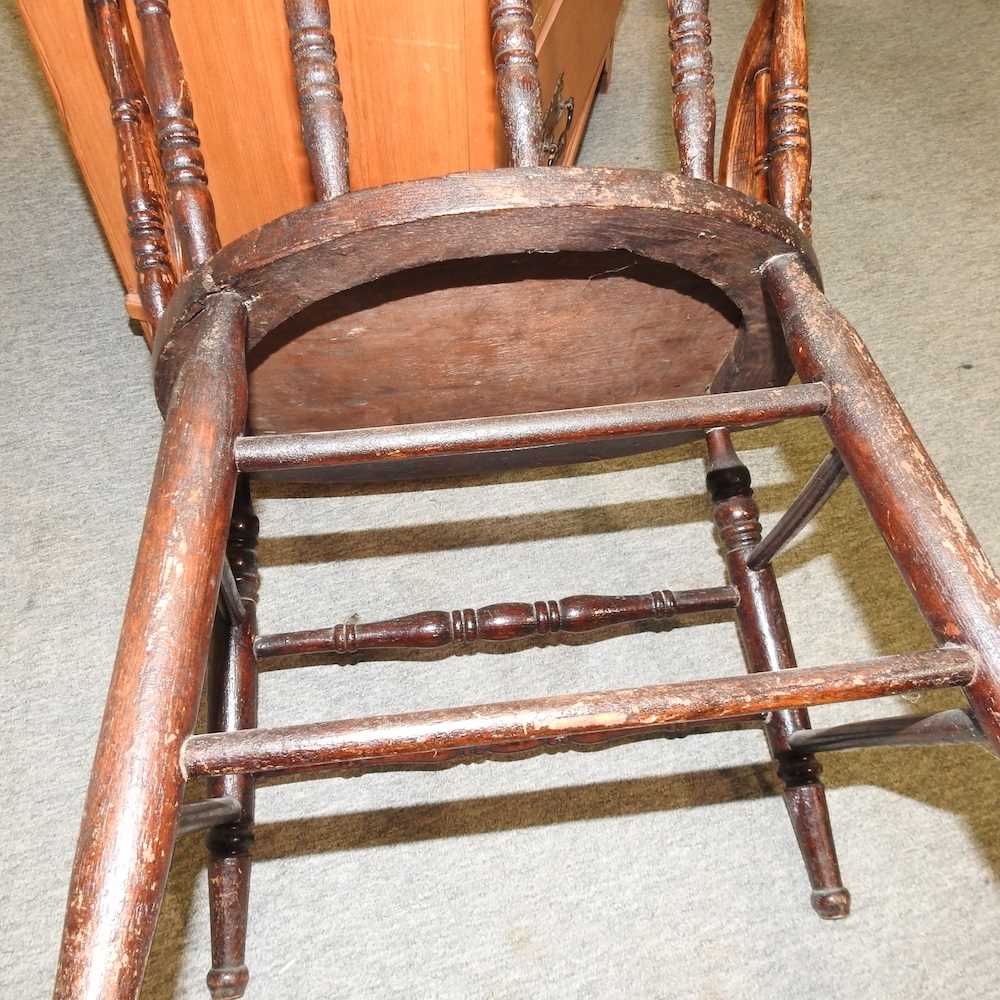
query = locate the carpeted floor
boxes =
[2,1,999,997]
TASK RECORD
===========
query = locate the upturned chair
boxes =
[58,1,1000,997]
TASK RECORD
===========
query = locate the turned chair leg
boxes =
[53,294,247,1000]
[206,478,259,1000]
[706,428,849,919]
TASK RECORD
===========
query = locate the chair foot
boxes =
[207,843,252,999]
[780,775,849,919]
[207,964,250,1000]
[811,886,851,920]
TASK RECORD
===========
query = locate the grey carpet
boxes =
[2,0,999,997]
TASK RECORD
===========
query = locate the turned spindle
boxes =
[254,587,738,659]
[490,0,544,167]
[666,0,716,181]
[768,0,811,233]
[134,0,220,272]
[284,0,350,200]
[717,0,775,200]
[86,0,176,336]
[707,428,849,918]
[206,478,259,1000]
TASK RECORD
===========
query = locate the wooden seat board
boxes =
[155,167,819,440]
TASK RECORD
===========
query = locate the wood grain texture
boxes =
[490,0,544,165]
[183,649,977,778]
[54,293,247,1000]
[157,168,811,456]
[243,250,742,448]
[236,719,766,780]
[22,0,620,318]
[667,0,716,181]
[708,429,848,919]
[134,0,220,271]
[284,0,350,201]
[85,0,176,334]
[768,0,811,233]
[253,586,738,658]
[763,253,1000,756]
[718,0,774,197]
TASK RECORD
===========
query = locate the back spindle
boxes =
[490,0,544,167]
[134,0,219,272]
[85,0,176,336]
[768,0,811,234]
[666,0,716,181]
[284,0,350,201]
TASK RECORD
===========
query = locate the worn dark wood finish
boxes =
[177,797,242,838]
[244,249,744,453]
[707,429,848,918]
[718,0,774,198]
[154,168,817,436]
[747,448,846,570]
[789,709,984,755]
[234,383,829,475]
[248,719,767,781]
[183,649,975,779]
[767,0,811,233]
[56,3,1000,994]
[763,253,1000,755]
[284,0,350,201]
[490,0,544,166]
[253,586,738,659]
[666,0,715,181]
[84,0,175,338]
[205,478,260,1000]
[134,0,219,272]
[54,293,247,999]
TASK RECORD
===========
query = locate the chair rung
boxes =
[176,795,242,837]
[788,708,983,754]
[234,383,830,473]
[253,585,739,659]
[183,647,975,779]
[240,719,767,779]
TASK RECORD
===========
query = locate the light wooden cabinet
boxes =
[19,0,621,324]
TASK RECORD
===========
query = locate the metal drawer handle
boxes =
[542,72,574,165]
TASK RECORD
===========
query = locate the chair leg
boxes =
[763,254,1000,756]
[206,478,259,1000]
[54,293,247,1000]
[707,428,849,919]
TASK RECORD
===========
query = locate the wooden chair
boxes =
[57,1,1000,997]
